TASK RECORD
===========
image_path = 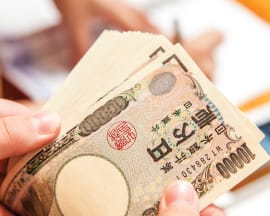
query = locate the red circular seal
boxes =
[107,121,137,150]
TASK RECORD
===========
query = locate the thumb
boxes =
[159,181,199,216]
[0,111,61,160]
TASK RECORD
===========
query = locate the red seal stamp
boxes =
[107,121,137,150]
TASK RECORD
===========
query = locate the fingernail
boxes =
[32,111,61,135]
[164,180,198,211]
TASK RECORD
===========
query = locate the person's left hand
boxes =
[181,31,223,81]
[0,99,61,215]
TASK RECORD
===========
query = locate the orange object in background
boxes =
[239,90,270,112]
[237,0,270,23]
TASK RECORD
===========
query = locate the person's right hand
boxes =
[159,181,225,216]
[54,0,222,80]
[54,0,159,62]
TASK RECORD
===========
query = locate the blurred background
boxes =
[0,0,269,215]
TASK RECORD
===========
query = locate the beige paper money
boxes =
[5,31,173,172]
[1,32,269,216]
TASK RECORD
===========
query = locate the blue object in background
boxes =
[259,121,270,155]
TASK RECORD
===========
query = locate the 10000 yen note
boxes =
[5,31,173,171]
[1,33,270,216]
[1,30,174,214]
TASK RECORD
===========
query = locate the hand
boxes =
[54,0,222,80]
[159,181,225,216]
[0,99,61,216]
[182,31,223,81]
[54,0,159,61]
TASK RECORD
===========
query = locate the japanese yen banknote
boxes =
[1,31,269,216]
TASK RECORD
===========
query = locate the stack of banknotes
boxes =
[1,31,269,216]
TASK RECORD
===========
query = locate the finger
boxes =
[0,205,13,216]
[0,100,36,176]
[54,0,92,61]
[100,1,160,33]
[200,204,225,216]
[67,12,93,61]
[0,99,31,117]
[197,57,215,80]
[159,181,199,216]
[192,31,223,53]
[16,100,43,111]
[0,111,61,160]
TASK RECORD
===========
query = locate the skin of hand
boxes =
[181,31,223,81]
[159,181,225,216]
[54,0,159,62]
[54,0,223,79]
[0,99,61,216]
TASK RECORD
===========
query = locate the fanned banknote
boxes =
[1,31,269,216]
